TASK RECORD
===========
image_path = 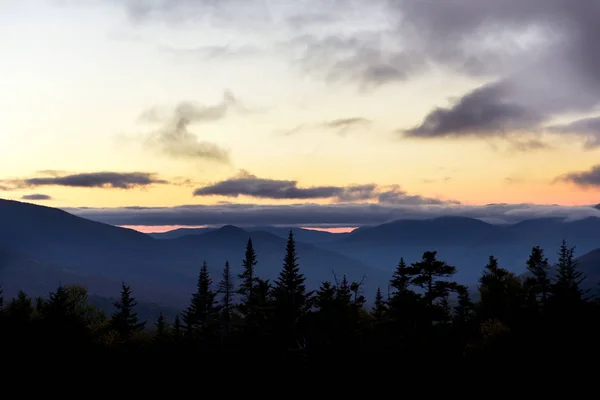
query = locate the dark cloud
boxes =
[558,165,600,188]
[193,171,369,200]
[547,116,600,149]
[398,0,600,143]
[139,91,235,163]
[21,194,53,201]
[3,172,168,190]
[65,202,600,228]
[193,171,455,205]
[403,83,545,138]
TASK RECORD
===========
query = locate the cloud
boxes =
[64,202,600,228]
[157,44,261,60]
[547,116,600,149]
[21,194,53,201]
[397,0,600,144]
[558,165,600,188]
[320,118,372,136]
[2,172,168,190]
[139,91,236,163]
[282,117,371,136]
[403,82,546,138]
[193,171,455,205]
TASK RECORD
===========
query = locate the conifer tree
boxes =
[182,261,218,333]
[454,285,474,324]
[237,238,258,319]
[43,285,79,327]
[551,239,587,306]
[272,231,311,341]
[110,282,145,339]
[525,246,551,308]
[7,290,33,323]
[217,260,235,332]
[172,314,182,343]
[154,312,170,342]
[478,255,523,324]
[412,251,457,308]
[371,287,388,322]
[390,258,414,294]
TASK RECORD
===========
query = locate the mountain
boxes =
[151,225,349,244]
[0,199,385,308]
[323,216,600,283]
[149,227,216,239]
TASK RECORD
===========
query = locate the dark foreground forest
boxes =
[1,231,599,368]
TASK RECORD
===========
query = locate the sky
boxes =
[2,0,600,230]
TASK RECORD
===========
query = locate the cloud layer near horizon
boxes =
[65,202,600,228]
[1,172,168,190]
[192,170,454,205]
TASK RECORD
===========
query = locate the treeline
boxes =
[1,232,599,364]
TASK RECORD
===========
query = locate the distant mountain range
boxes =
[2,198,600,320]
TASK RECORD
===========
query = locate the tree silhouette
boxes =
[238,238,258,316]
[154,312,170,343]
[172,314,182,343]
[183,261,218,336]
[411,251,457,322]
[110,282,145,340]
[551,239,587,306]
[272,231,311,346]
[525,246,551,309]
[478,255,523,325]
[371,287,387,322]
[217,260,235,333]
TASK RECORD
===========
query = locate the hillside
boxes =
[0,199,385,307]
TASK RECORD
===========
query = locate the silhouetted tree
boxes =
[218,260,235,333]
[154,312,170,343]
[390,257,413,294]
[272,231,311,346]
[551,240,587,307]
[478,256,523,325]
[110,282,145,340]
[371,287,387,322]
[172,315,182,343]
[183,261,218,336]
[525,246,551,309]
[6,290,33,324]
[237,238,258,319]
[412,251,457,306]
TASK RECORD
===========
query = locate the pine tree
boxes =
[7,290,34,323]
[110,282,145,339]
[454,285,474,324]
[390,258,414,294]
[172,314,182,343]
[371,287,388,322]
[43,285,78,326]
[217,260,235,332]
[551,239,587,307]
[525,246,551,309]
[478,255,523,324]
[154,312,170,342]
[412,251,457,308]
[238,239,257,304]
[182,261,218,333]
[272,231,311,341]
